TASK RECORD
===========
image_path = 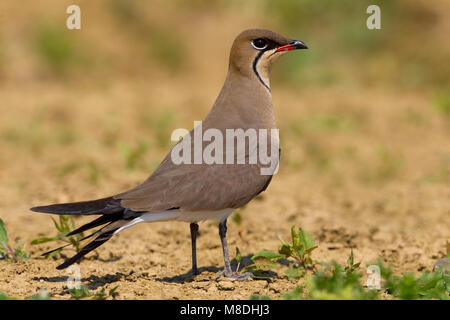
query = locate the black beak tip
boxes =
[292,40,308,50]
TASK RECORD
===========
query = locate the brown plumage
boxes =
[31,29,308,278]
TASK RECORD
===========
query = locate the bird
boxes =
[31,28,308,280]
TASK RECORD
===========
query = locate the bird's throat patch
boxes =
[252,51,271,92]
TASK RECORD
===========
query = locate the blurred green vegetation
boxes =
[146,29,186,71]
[1,107,79,153]
[33,23,90,75]
[289,112,362,137]
[35,25,75,67]
[118,140,150,171]
[109,0,187,71]
[143,109,176,148]
[56,159,109,186]
[433,92,450,117]
[0,0,443,89]
[0,1,448,191]
[264,0,448,90]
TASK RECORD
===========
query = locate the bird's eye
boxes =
[251,38,268,50]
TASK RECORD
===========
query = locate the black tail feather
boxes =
[31,197,144,269]
[30,197,122,215]
[52,213,140,269]
[66,214,122,237]
[56,229,117,270]
[41,221,109,258]
[41,243,73,257]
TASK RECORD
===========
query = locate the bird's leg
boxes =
[219,220,232,275]
[190,222,200,275]
[216,219,252,281]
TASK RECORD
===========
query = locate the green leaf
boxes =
[291,226,300,249]
[47,248,62,258]
[67,216,75,232]
[298,228,314,250]
[347,249,354,266]
[108,286,119,298]
[32,215,80,253]
[305,246,318,254]
[278,243,292,257]
[60,216,70,232]
[251,250,285,262]
[235,247,242,263]
[283,286,304,300]
[93,288,107,300]
[243,264,275,279]
[286,266,304,279]
[14,248,29,261]
[0,219,9,251]
[51,217,63,233]
[31,236,63,245]
[250,294,271,300]
[69,285,92,300]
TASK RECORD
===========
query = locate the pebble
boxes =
[434,258,450,273]
[217,281,235,291]
[192,282,209,290]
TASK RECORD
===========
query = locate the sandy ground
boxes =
[0,80,448,299]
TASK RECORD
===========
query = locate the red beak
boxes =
[275,40,308,53]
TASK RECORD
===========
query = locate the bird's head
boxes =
[228,29,308,90]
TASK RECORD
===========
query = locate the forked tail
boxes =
[31,197,143,269]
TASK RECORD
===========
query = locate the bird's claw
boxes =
[214,270,253,281]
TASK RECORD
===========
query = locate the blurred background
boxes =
[0,0,448,242]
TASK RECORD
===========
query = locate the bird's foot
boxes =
[214,270,253,281]
[190,267,200,276]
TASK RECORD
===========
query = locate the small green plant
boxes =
[247,226,449,300]
[69,285,119,300]
[283,250,378,300]
[279,226,319,278]
[377,260,449,300]
[0,219,29,262]
[282,255,448,300]
[0,293,13,300]
[304,252,377,300]
[31,215,83,256]
[282,286,305,300]
[250,294,272,300]
[68,285,91,299]
[245,226,318,279]
[345,249,361,273]
[0,290,52,300]
[243,250,285,279]
[28,290,52,300]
